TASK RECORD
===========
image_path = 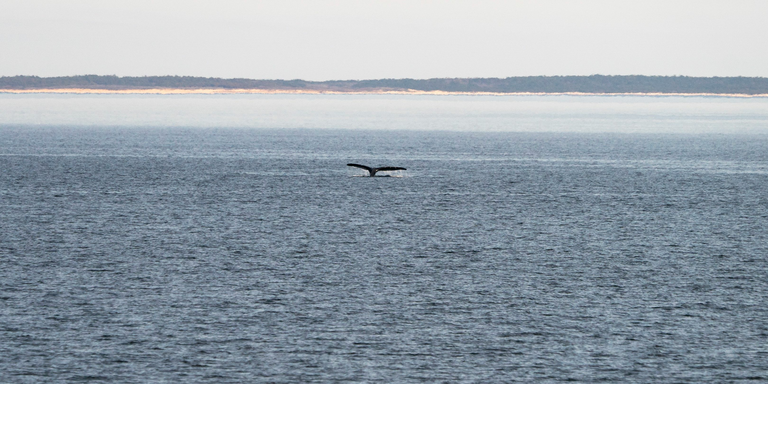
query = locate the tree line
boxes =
[2,74,768,94]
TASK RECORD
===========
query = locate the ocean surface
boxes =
[1,95,767,383]
[3,93,768,133]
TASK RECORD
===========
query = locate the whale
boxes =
[347,164,407,177]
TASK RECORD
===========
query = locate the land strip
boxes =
[2,75,768,96]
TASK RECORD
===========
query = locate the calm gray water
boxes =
[3,93,768,133]
[1,126,767,383]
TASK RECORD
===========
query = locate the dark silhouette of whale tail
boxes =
[347,163,407,177]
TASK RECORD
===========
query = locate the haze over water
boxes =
[1,94,767,382]
[3,93,768,133]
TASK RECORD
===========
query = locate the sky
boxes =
[2,0,766,80]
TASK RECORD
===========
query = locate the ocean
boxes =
[1,94,767,382]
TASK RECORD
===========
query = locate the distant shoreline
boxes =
[3,88,768,98]
[4,75,768,96]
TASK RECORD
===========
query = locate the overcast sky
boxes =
[2,0,766,80]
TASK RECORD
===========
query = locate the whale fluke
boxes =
[347,164,406,177]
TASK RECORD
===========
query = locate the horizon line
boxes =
[5,75,768,96]
[4,74,768,80]
[3,88,768,98]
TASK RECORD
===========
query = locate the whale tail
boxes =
[348,163,407,177]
